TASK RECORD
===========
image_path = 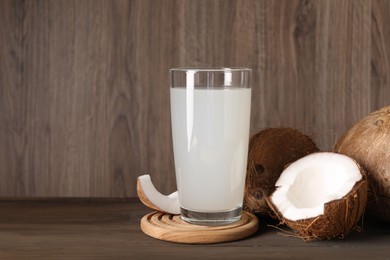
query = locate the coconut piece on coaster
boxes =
[140,211,259,244]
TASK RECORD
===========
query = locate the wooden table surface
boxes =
[0,198,388,259]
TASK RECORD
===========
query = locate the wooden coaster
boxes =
[140,211,259,244]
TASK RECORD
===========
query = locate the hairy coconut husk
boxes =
[334,106,390,223]
[244,128,319,215]
[267,172,368,241]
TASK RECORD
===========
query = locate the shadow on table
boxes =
[250,213,390,244]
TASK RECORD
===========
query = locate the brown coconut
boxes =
[267,153,368,241]
[267,175,367,241]
[335,106,390,222]
[244,127,319,215]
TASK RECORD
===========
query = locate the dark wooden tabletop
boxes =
[0,198,388,259]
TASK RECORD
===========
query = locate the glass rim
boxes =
[170,67,251,73]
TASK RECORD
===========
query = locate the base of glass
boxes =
[180,206,242,226]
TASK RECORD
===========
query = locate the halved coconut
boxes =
[137,174,180,215]
[268,152,368,240]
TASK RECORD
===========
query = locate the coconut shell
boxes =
[267,173,368,241]
[334,106,390,222]
[244,128,319,215]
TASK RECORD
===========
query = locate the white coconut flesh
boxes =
[137,174,180,215]
[270,153,362,221]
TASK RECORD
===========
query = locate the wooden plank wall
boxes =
[0,0,389,197]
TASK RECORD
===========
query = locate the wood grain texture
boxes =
[0,0,389,197]
[0,199,388,258]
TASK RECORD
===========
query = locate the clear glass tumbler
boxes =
[170,67,252,225]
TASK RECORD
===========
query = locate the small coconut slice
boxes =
[137,174,180,215]
[268,152,368,240]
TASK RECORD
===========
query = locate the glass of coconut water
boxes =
[170,67,251,225]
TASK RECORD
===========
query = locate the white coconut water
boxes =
[170,87,251,212]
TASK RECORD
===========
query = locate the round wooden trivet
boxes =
[140,211,259,244]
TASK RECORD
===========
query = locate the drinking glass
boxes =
[170,67,251,225]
